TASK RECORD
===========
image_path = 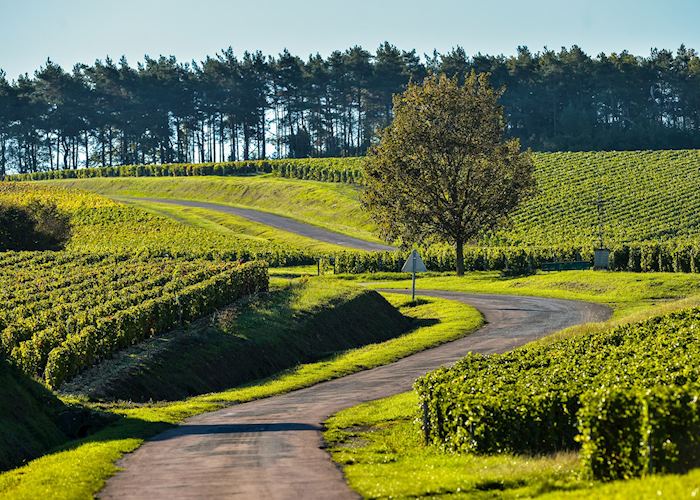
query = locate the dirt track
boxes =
[99,290,610,499]
[127,197,396,252]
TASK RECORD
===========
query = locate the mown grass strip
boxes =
[358,270,700,317]
[119,197,351,254]
[52,175,380,243]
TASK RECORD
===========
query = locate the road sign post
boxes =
[401,249,427,301]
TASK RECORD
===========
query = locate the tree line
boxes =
[1,43,699,175]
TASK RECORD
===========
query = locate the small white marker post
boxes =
[401,249,427,302]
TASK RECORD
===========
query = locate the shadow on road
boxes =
[152,422,322,440]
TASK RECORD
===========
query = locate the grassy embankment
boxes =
[325,390,700,499]
[356,270,700,317]
[117,197,350,255]
[2,182,333,265]
[61,278,411,402]
[0,360,75,472]
[0,281,482,499]
[51,175,381,243]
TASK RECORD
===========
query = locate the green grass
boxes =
[324,291,700,499]
[0,360,70,472]
[50,175,381,243]
[325,392,587,499]
[323,271,700,499]
[62,279,410,401]
[118,197,349,254]
[0,183,317,265]
[0,291,482,499]
[359,270,700,317]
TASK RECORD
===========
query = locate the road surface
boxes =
[127,197,395,252]
[100,290,610,499]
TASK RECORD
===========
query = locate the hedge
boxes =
[415,306,700,480]
[3,158,365,184]
[578,385,700,480]
[43,260,268,388]
[333,240,700,274]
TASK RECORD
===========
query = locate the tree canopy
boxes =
[1,43,699,176]
[362,72,536,275]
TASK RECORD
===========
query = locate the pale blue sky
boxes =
[1,0,699,80]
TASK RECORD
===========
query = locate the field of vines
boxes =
[6,182,700,275]
[0,183,316,266]
[0,252,268,388]
[416,306,700,481]
[501,150,700,246]
[7,150,700,250]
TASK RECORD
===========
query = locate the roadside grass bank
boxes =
[0,291,482,499]
[351,269,700,317]
[0,359,76,472]
[118,198,348,254]
[61,279,410,402]
[50,176,380,243]
[325,392,586,498]
[324,390,700,499]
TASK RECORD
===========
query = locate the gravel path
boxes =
[128,197,395,252]
[99,290,610,499]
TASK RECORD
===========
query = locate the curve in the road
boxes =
[99,290,610,500]
[126,197,396,252]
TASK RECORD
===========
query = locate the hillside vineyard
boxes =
[0,253,268,388]
[8,150,700,264]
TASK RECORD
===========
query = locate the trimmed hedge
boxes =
[578,385,700,480]
[334,240,700,274]
[4,158,365,184]
[415,306,700,480]
[43,260,268,388]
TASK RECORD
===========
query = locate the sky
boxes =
[1,0,699,80]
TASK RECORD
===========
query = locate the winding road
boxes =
[126,197,396,252]
[99,290,610,500]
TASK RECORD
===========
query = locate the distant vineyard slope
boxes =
[12,149,700,247]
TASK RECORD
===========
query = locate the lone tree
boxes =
[362,72,536,275]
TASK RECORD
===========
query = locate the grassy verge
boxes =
[118,198,349,254]
[50,175,379,242]
[325,390,700,499]
[0,291,482,499]
[0,360,71,472]
[325,303,700,499]
[354,270,700,317]
[325,392,587,498]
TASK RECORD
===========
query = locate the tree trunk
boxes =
[455,240,465,276]
[0,135,5,177]
[260,113,266,159]
[100,129,106,167]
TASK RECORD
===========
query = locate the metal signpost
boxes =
[401,249,427,301]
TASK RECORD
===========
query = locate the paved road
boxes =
[99,290,610,500]
[127,197,395,252]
